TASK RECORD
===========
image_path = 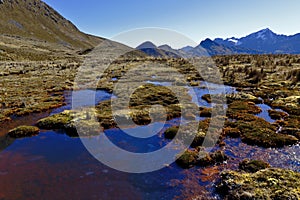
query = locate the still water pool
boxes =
[0,83,299,200]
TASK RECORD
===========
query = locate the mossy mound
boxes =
[95,83,196,129]
[227,101,262,119]
[268,109,288,120]
[272,96,300,115]
[227,92,262,104]
[218,168,300,200]
[176,149,228,169]
[179,128,207,148]
[199,107,212,117]
[64,120,101,137]
[37,110,101,137]
[201,94,227,104]
[190,131,206,147]
[239,159,270,173]
[225,112,298,148]
[197,150,228,167]
[164,123,206,147]
[164,126,179,139]
[223,127,241,138]
[97,100,182,128]
[240,124,297,148]
[175,149,199,168]
[37,111,73,129]
[201,94,212,103]
[124,84,187,107]
[8,125,39,138]
[164,119,222,148]
[277,115,300,139]
[238,118,297,148]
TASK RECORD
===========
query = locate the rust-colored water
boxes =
[0,86,299,200]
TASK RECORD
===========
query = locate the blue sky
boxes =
[44,0,300,48]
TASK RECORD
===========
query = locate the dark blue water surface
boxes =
[51,89,113,114]
[0,82,299,200]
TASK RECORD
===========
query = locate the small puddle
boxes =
[189,81,236,107]
[51,89,112,114]
[256,103,289,123]
[256,104,276,123]
[145,81,172,86]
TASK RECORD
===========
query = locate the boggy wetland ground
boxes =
[0,52,300,199]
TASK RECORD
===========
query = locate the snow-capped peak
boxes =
[255,28,275,40]
[227,38,239,44]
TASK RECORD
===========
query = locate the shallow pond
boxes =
[0,82,299,200]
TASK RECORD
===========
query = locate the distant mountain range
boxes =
[137,28,300,57]
[1,0,299,59]
[136,41,189,58]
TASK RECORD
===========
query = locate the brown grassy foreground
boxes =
[1,54,300,138]
[1,53,300,199]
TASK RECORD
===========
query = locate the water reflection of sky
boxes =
[0,81,299,200]
[189,82,235,108]
[51,89,113,114]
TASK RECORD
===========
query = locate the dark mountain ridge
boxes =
[137,28,300,57]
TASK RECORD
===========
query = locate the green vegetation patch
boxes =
[225,111,298,147]
[227,101,262,119]
[239,118,297,148]
[8,125,39,138]
[239,159,270,173]
[217,168,300,200]
[268,109,288,120]
[176,149,228,169]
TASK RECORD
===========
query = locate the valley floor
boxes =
[0,54,300,199]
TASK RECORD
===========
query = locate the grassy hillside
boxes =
[0,0,102,48]
[0,0,104,60]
